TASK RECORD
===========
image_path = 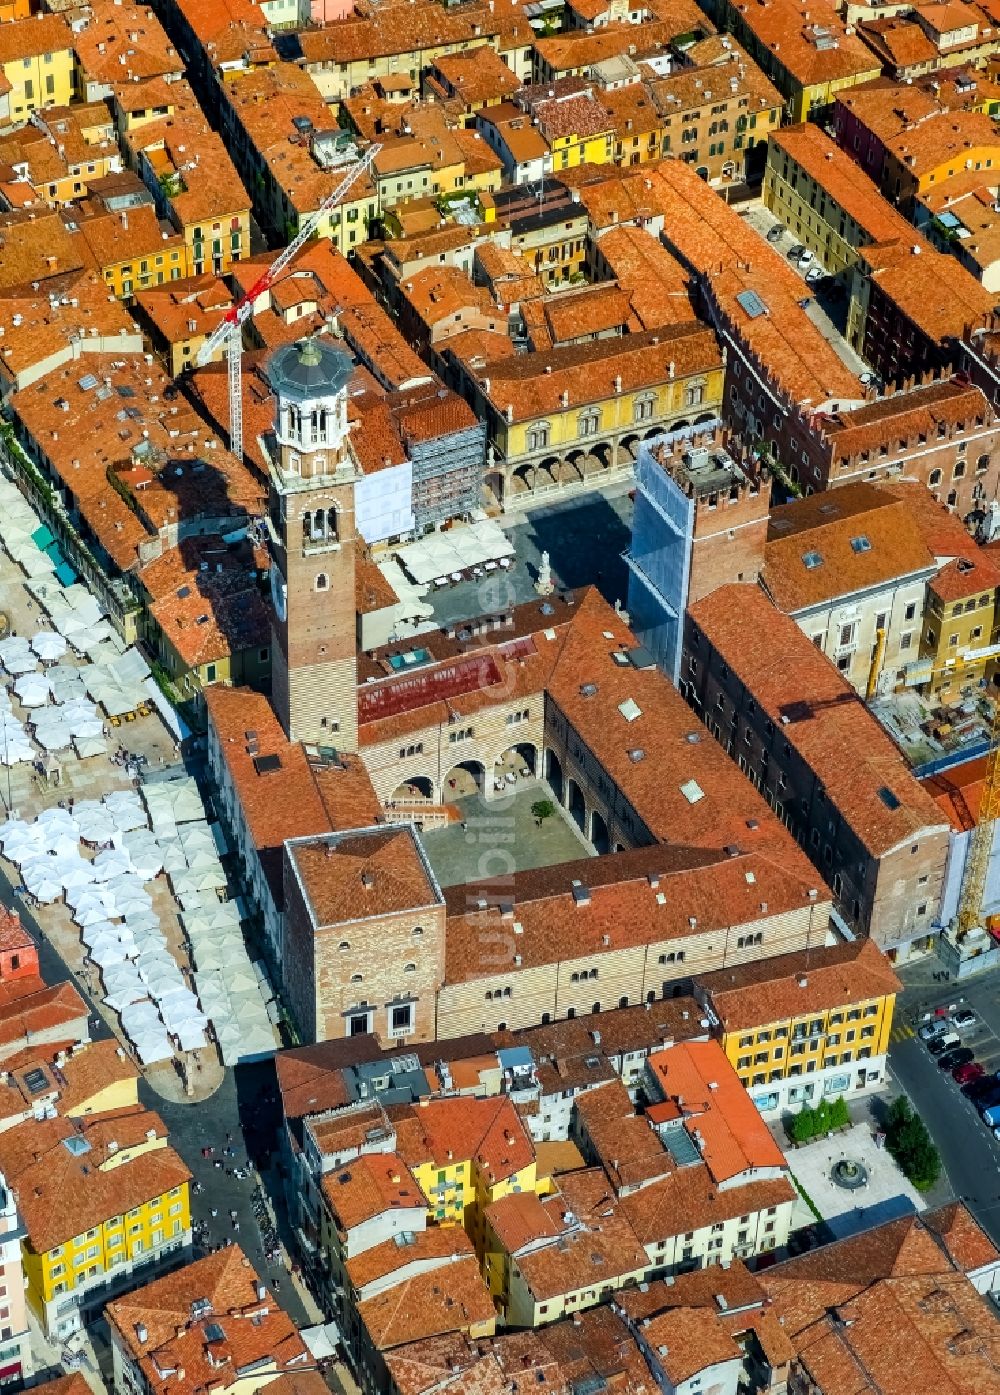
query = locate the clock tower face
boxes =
[266,337,360,752]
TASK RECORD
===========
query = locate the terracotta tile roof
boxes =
[648,41,781,117]
[573,1080,674,1193]
[532,91,613,142]
[859,235,994,346]
[107,1245,308,1395]
[820,378,994,468]
[858,15,940,70]
[620,1163,794,1246]
[321,1152,426,1233]
[759,1210,1000,1394]
[73,0,181,84]
[204,686,380,903]
[709,264,864,407]
[501,995,706,1069]
[0,1108,190,1252]
[0,272,137,387]
[0,907,32,958]
[647,1040,788,1182]
[77,202,184,273]
[762,482,936,610]
[730,0,881,86]
[0,12,73,63]
[688,583,951,857]
[401,265,497,330]
[923,1200,1000,1272]
[347,1226,473,1294]
[770,124,915,245]
[930,549,1000,602]
[55,1038,140,1115]
[509,1169,649,1299]
[409,1095,534,1183]
[0,979,88,1052]
[356,1253,495,1350]
[593,225,696,330]
[0,209,93,292]
[484,1190,562,1253]
[535,283,634,345]
[11,353,262,572]
[478,105,549,164]
[288,827,442,928]
[475,322,720,422]
[29,1376,91,1395]
[923,750,994,830]
[637,1308,741,1385]
[696,938,901,1032]
[340,302,433,390]
[431,44,522,104]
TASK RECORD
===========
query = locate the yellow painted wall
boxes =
[29,1182,190,1319]
[3,47,75,122]
[723,993,896,1091]
[182,210,250,279]
[497,367,725,464]
[63,1075,139,1120]
[920,586,998,698]
[103,244,186,299]
[550,131,614,172]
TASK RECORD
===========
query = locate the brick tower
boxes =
[267,337,359,751]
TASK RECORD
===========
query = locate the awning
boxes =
[31,524,54,550]
[45,542,66,568]
[55,562,78,586]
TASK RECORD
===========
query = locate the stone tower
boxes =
[267,337,359,751]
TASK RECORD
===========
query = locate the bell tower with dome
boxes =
[266,336,360,751]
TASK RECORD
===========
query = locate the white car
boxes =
[918,1018,951,1042]
[797,248,815,266]
[953,1007,978,1031]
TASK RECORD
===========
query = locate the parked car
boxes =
[766,223,785,243]
[928,1030,961,1056]
[805,265,824,284]
[954,1061,984,1085]
[953,1007,978,1030]
[964,1074,1000,1100]
[918,1018,952,1042]
[939,1046,974,1071]
[788,243,807,261]
[797,248,815,266]
[981,1100,1000,1127]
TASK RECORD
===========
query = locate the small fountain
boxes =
[831,1156,869,1191]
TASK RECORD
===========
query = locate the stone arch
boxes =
[567,778,586,832]
[495,742,537,786]
[621,433,641,460]
[545,748,565,803]
[443,760,485,801]
[694,412,716,425]
[391,774,434,803]
[590,808,610,855]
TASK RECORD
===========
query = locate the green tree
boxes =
[789,1104,816,1144]
[885,1095,941,1191]
[531,799,555,823]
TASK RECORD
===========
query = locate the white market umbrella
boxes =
[76,805,117,844]
[15,673,50,707]
[31,632,67,663]
[32,720,72,750]
[23,870,63,903]
[35,806,78,833]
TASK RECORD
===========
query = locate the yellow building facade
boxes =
[0,22,76,123]
[703,941,901,1118]
[547,128,614,173]
[918,556,1000,699]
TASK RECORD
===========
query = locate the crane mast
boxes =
[196,143,382,462]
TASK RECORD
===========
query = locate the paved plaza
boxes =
[421,778,594,888]
[784,1122,926,1242]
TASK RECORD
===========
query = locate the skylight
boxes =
[850,535,872,554]
[802,551,824,569]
